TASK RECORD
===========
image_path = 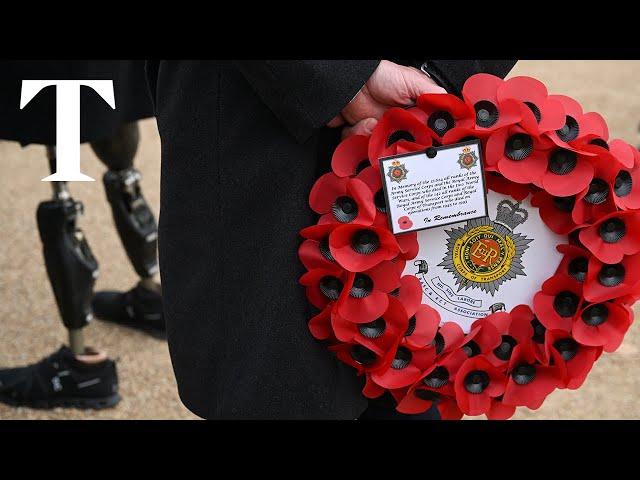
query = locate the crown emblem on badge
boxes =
[387,161,408,183]
[457,147,478,169]
[494,200,529,232]
[437,198,534,296]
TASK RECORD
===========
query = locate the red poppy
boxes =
[461,315,504,358]
[370,342,437,390]
[486,171,532,202]
[531,189,583,235]
[545,95,609,148]
[454,355,507,416]
[309,173,376,225]
[461,73,522,132]
[425,349,470,395]
[362,374,387,399]
[503,344,560,410]
[579,211,640,264]
[431,321,466,356]
[397,387,463,420]
[299,266,350,310]
[570,136,628,174]
[328,223,399,272]
[497,76,566,137]
[396,232,419,260]
[300,222,336,242]
[335,261,400,324]
[509,305,547,363]
[533,274,584,332]
[486,397,517,420]
[396,349,468,414]
[398,216,413,230]
[298,239,335,271]
[609,139,637,170]
[383,255,403,275]
[441,125,493,148]
[316,213,338,225]
[534,147,595,197]
[372,215,419,259]
[388,386,410,405]
[554,244,592,284]
[611,162,640,211]
[397,386,451,415]
[298,223,339,270]
[331,342,389,375]
[415,93,474,140]
[572,301,633,352]
[485,125,554,184]
[331,135,371,178]
[571,153,619,225]
[390,139,432,157]
[435,396,465,420]
[355,166,388,216]
[485,310,535,368]
[331,295,408,349]
[372,211,389,228]
[356,165,379,189]
[390,256,407,276]
[368,108,433,165]
[402,304,441,350]
[405,106,429,125]
[544,329,602,390]
[395,274,423,319]
[583,253,640,303]
[308,305,333,341]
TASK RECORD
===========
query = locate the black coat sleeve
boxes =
[417,60,518,97]
[233,60,380,143]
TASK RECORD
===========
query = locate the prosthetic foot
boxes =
[0,346,120,410]
[90,123,164,334]
[92,281,165,338]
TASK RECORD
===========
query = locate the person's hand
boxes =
[327,60,447,138]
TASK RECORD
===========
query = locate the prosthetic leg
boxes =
[0,147,121,409]
[90,122,164,335]
[37,147,98,354]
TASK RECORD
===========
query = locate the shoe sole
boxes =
[0,393,122,410]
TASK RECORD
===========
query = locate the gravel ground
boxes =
[0,60,638,420]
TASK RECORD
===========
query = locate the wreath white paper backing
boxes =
[404,191,565,333]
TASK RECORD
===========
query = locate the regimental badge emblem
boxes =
[387,160,408,183]
[438,200,533,296]
[457,146,478,170]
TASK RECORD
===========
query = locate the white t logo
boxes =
[20,80,116,182]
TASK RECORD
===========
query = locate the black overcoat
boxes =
[147,60,517,419]
[0,60,153,145]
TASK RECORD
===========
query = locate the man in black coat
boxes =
[147,59,516,419]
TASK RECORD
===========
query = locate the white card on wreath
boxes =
[379,140,488,235]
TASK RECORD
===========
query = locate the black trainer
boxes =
[0,346,121,410]
[92,281,165,338]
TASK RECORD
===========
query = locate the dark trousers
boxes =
[358,393,441,420]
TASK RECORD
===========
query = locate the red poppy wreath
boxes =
[299,73,640,419]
